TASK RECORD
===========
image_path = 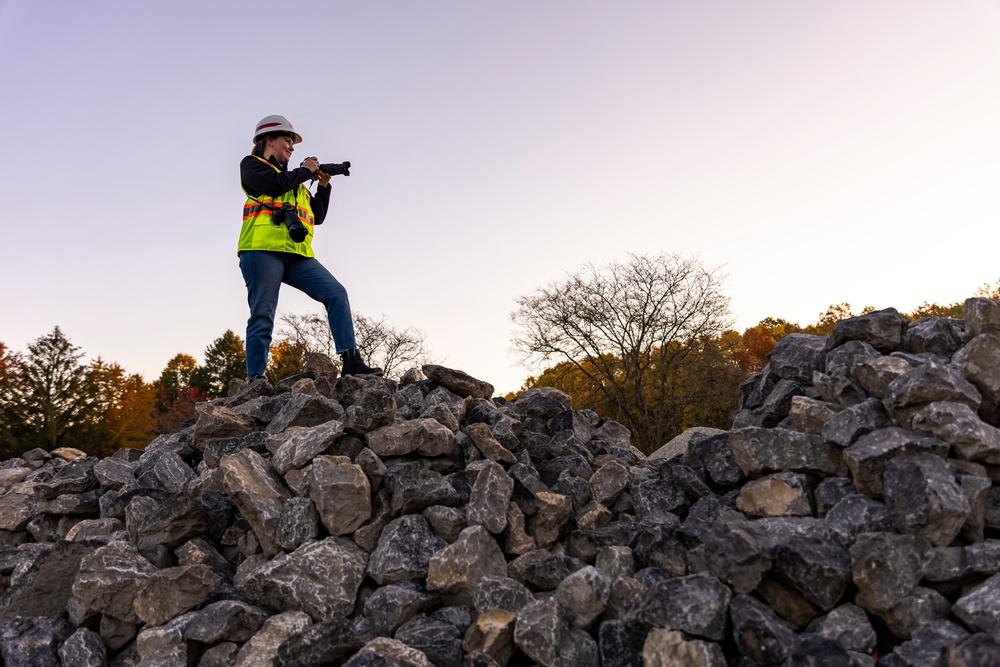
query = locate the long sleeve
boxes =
[240,155,314,198]
[311,184,332,225]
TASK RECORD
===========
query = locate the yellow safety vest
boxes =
[238,156,316,257]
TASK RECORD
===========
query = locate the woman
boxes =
[238,114,382,380]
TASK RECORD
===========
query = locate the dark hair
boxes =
[252,132,293,157]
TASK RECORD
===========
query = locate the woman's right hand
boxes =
[302,157,320,174]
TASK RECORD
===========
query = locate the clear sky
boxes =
[2,1,999,394]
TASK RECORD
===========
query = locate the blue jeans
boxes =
[239,250,357,378]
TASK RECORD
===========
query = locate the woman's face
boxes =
[265,134,295,165]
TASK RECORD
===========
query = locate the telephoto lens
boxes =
[319,161,351,176]
[275,203,307,242]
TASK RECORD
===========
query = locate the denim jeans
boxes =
[239,250,357,378]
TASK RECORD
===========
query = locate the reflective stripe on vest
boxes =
[237,156,316,257]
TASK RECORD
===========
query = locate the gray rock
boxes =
[133,563,215,626]
[553,565,610,629]
[194,403,257,446]
[198,642,240,667]
[422,505,467,543]
[771,534,851,612]
[827,307,909,352]
[423,364,494,399]
[825,494,893,541]
[884,362,981,426]
[852,355,914,399]
[942,633,1000,667]
[0,494,33,531]
[788,396,842,436]
[462,609,517,667]
[959,333,1000,421]
[264,393,344,434]
[238,538,368,620]
[0,539,98,617]
[730,593,797,665]
[58,627,107,667]
[785,634,851,667]
[526,492,573,549]
[879,586,951,640]
[385,463,461,515]
[632,477,687,520]
[597,619,646,667]
[879,619,969,667]
[769,334,828,384]
[0,615,73,667]
[821,398,891,448]
[93,457,138,490]
[427,526,508,606]
[343,379,396,436]
[911,401,1000,464]
[99,614,136,652]
[513,596,598,667]
[626,571,731,641]
[850,532,932,612]
[465,423,517,463]
[184,600,269,643]
[368,515,447,585]
[270,420,343,475]
[394,615,463,667]
[701,512,770,594]
[309,455,371,535]
[466,461,513,534]
[72,541,157,624]
[805,603,876,654]
[135,611,197,667]
[843,427,949,497]
[906,317,963,357]
[953,571,1000,634]
[686,432,744,486]
[363,583,435,636]
[728,427,846,478]
[472,575,532,615]
[650,426,725,461]
[221,448,291,557]
[882,453,971,546]
[964,298,1000,338]
[275,496,319,551]
[275,616,361,665]
[368,419,458,458]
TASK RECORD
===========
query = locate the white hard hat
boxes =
[253,115,302,144]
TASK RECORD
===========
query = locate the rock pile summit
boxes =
[2,301,1000,666]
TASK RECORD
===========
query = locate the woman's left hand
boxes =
[317,171,331,187]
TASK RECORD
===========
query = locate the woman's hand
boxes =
[301,157,320,174]
[317,170,332,186]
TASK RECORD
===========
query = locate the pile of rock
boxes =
[0,301,999,667]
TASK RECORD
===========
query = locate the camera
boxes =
[319,161,351,176]
[272,202,308,243]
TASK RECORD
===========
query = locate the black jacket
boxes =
[240,155,332,225]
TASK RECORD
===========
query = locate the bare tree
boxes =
[277,311,431,379]
[511,253,732,453]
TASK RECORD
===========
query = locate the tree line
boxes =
[510,253,1000,455]
[0,314,429,458]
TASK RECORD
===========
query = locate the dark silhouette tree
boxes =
[192,331,246,399]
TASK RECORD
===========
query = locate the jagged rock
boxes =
[882,453,971,546]
[964,298,1000,337]
[513,596,598,667]
[58,627,107,667]
[553,565,610,629]
[422,505,466,543]
[850,532,932,612]
[199,642,241,667]
[906,317,963,356]
[526,492,573,549]
[626,571,731,641]
[879,619,969,667]
[232,611,312,667]
[911,401,1000,463]
[194,404,257,445]
[368,515,446,585]
[755,577,820,629]
[270,420,343,475]
[135,611,197,667]
[72,541,157,624]
[465,423,517,464]
[343,379,396,436]
[702,513,770,594]
[953,571,1000,634]
[368,419,458,458]
[462,609,517,666]
[805,603,876,654]
[238,538,367,620]
[221,448,291,557]
[395,615,464,667]
[99,614,136,652]
[728,427,846,478]
[884,362,981,426]
[0,615,73,667]
[852,355,914,399]
[821,397,891,448]
[771,534,851,612]
[133,563,215,626]
[426,526,507,605]
[422,365,494,399]
[842,427,949,497]
[769,334,828,384]
[264,393,344,435]
[942,633,1000,667]
[642,628,727,667]
[825,494,893,541]
[827,308,909,352]
[308,455,371,535]
[597,619,646,667]
[276,496,320,551]
[879,586,951,639]
[787,396,841,436]
[466,461,513,534]
[730,593,797,665]
[736,472,816,518]
[785,633,852,667]
[345,636,434,666]
[33,458,97,499]
[385,463,461,515]
[0,539,98,617]
[184,599,269,643]
[0,494,33,531]
[363,583,434,636]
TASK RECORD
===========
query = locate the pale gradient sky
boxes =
[1,1,999,394]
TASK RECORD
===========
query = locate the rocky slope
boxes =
[1,301,1000,666]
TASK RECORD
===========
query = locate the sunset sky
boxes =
[2,1,999,394]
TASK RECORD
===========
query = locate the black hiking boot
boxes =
[340,349,383,376]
